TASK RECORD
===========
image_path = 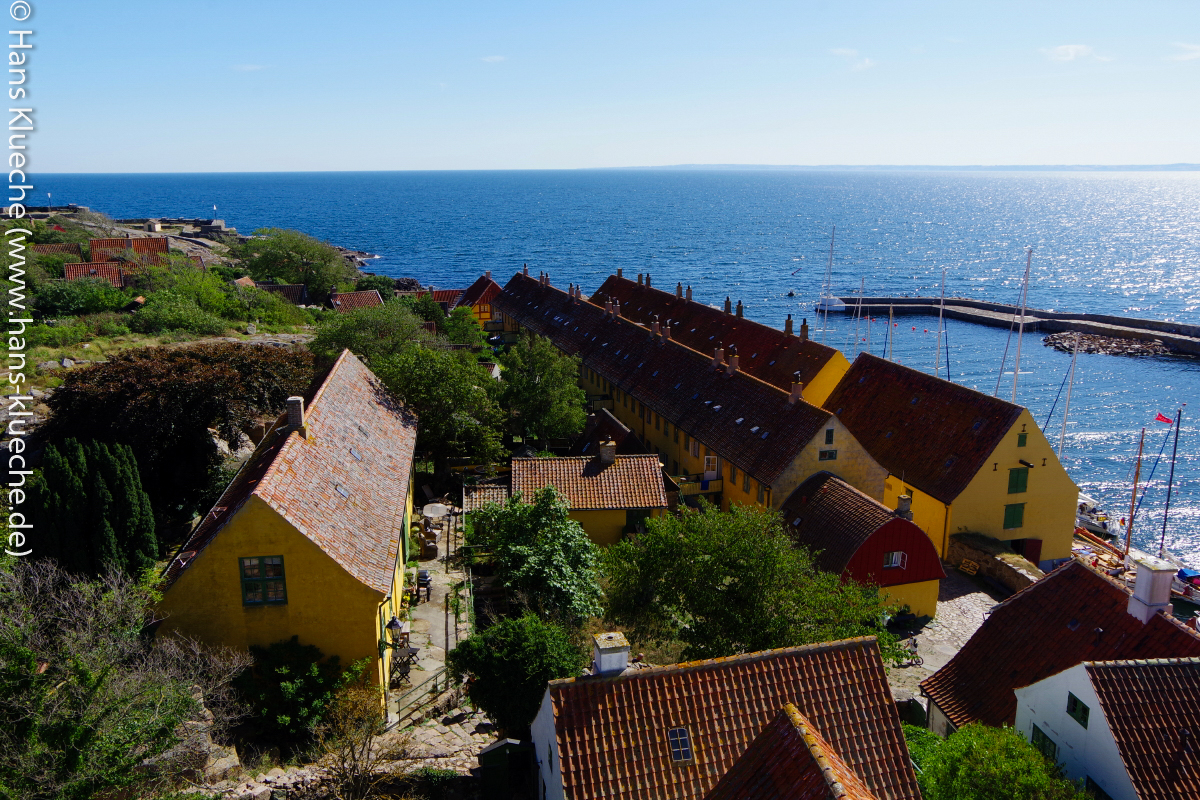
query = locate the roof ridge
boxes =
[856,352,1023,412]
[1085,656,1200,668]
[548,636,878,689]
[785,704,853,800]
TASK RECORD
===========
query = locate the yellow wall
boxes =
[158,496,389,686]
[800,350,851,407]
[882,480,951,557]
[771,417,888,507]
[471,301,494,325]
[879,578,940,618]
[570,509,628,547]
[950,409,1078,562]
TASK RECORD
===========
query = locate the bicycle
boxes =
[906,637,924,667]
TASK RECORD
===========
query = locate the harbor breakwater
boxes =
[836,297,1200,356]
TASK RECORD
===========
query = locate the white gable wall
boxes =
[1014,663,1134,800]
[531,689,565,800]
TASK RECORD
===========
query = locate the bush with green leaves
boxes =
[442,305,486,346]
[498,332,587,443]
[231,227,358,302]
[33,277,128,317]
[27,438,158,576]
[355,273,396,296]
[129,290,228,335]
[903,723,945,771]
[918,724,1086,800]
[234,636,362,742]
[309,301,434,364]
[26,321,89,349]
[469,486,602,621]
[446,614,585,732]
[396,292,446,324]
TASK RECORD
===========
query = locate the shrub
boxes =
[919,723,1086,800]
[903,723,944,770]
[34,277,128,317]
[355,273,396,296]
[81,311,131,338]
[235,636,346,742]
[27,322,89,348]
[129,291,228,335]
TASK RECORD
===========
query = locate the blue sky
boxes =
[34,0,1200,171]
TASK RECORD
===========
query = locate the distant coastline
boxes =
[612,163,1200,172]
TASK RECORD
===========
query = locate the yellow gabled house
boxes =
[157,349,418,691]
[823,353,1078,569]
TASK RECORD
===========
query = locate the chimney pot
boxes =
[676,282,683,298]
[736,299,744,318]
[652,319,661,337]
[785,314,794,336]
[686,285,693,301]
[593,631,631,675]
[613,300,621,318]
[801,318,810,342]
[788,382,803,404]
[646,274,652,288]
[599,438,617,465]
[662,319,672,342]
[286,396,307,438]
[617,268,623,278]
[523,263,529,276]
[485,269,491,279]
[1127,554,1176,623]
[713,347,725,368]
[726,354,739,375]
[724,296,732,314]
[638,273,644,286]
[896,494,914,520]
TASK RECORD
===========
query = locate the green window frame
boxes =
[819,449,838,461]
[825,428,834,445]
[1003,503,1026,530]
[743,472,751,492]
[1017,432,1028,447]
[240,555,287,605]
[1031,724,1057,761]
[1008,467,1029,494]
[1066,692,1090,728]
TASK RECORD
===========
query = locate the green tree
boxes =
[442,306,486,346]
[354,273,396,296]
[470,486,603,621]
[0,559,250,800]
[446,614,585,733]
[919,724,1086,800]
[28,439,157,576]
[604,502,903,661]
[232,228,357,302]
[43,344,317,527]
[498,332,586,444]
[234,636,347,742]
[396,293,446,324]
[309,301,433,364]
[373,346,506,472]
[33,277,128,317]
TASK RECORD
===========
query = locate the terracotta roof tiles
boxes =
[494,273,833,487]
[165,350,417,594]
[32,242,83,258]
[1086,658,1200,800]
[704,704,880,800]
[920,560,1200,729]
[548,637,919,800]
[822,353,1023,504]
[256,283,309,305]
[330,289,384,313]
[463,481,510,513]
[458,274,503,310]
[511,454,667,510]
[64,262,124,288]
[567,409,648,457]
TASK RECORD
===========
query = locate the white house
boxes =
[1015,657,1200,800]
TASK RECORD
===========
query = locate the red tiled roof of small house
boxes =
[64,262,124,288]
[330,289,384,313]
[511,453,667,511]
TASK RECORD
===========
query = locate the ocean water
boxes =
[40,170,1200,562]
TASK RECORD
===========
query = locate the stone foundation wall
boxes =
[947,532,1043,595]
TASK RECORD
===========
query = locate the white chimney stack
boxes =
[713,347,725,368]
[593,632,631,676]
[287,396,307,438]
[896,495,913,520]
[599,438,617,465]
[788,382,803,404]
[686,285,693,301]
[1127,554,1176,623]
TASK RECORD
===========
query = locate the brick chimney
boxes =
[646,274,652,288]
[638,273,644,285]
[788,382,803,404]
[613,300,621,318]
[785,314,794,336]
[724,296,732,314]
[1127,554,1176,623]
[676,282,683,299]
[662,319,672,342]
[736,299,744,318]
[726,348,739,375]
[599,438,617,465]
[617,268,623,278]
[523,263,529,276]
[896,495,914,521]
[686,285,693,301]
[485,269,491,279]
[713,346,725,368]
[593,631,630,675]
[287,396,307,439]
[801,318,810,342]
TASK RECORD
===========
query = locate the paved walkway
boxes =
[887,566,1005,703]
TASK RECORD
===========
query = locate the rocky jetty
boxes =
[1042,331,1172,357]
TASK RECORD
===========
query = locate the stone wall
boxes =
[947,532,1044,595]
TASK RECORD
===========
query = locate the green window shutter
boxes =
[1008,467,1029,494]
[1017,432,1028,447]
[1003,503,1026,529]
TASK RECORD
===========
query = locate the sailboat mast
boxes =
[1058,332,1079,456]
[1011,247,1033,404]
[888,305,894,361]
[853,277,864,357]
[935,267,946,377]
[1159,405,1185,557]
[1125,427,1145,558]
[821,225,836,345]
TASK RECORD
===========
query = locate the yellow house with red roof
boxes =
[156,350,418,690]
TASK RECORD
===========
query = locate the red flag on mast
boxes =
[1155,412,1173,424]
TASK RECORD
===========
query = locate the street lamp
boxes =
[385,615,404,647]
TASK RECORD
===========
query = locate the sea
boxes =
[39,170,1200,564]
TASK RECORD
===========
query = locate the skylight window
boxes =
[713,405,722,411]
[638,362,644,369]
[652,370,658,377]
[705,400,713,405]
[675,383,682,390]
[667,728,693,763]
[768,360,776,366]
[334,484,349,498]
[793,517,802,526]
[357,425,370,438]
[350,447,362,461]
[911,396,920,405]
[751,353,757,358]
[761,431,769,439]
[735,417,744,425]
[750,426,760,433]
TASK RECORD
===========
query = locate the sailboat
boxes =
[814,226,846,316]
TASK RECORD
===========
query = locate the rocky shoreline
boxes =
[1042,331,1173,357]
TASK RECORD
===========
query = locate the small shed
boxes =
[478,738,533,797]
[779,471,945,616]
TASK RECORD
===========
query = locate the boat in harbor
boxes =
[814,226,846,316]
[1076,492,1115,539]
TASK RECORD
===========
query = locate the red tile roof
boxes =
[421,288,465,306]
[494,273,834,487]
[822,354,1023,504]
[64,262,124,288]
[462,481,510,514]
[567,408,648,457]
[233,276,257,288]
[704,703,880,800]
[547,637,920,800]
[164,350,418,594]
[512,454,667,510]
[920,561,1200,729]
[458,274,503,310]
[330,289,384,313]
[595,275,841,392]
[256,283,309,305]
[779,472,945,587]
[89,237,169,258]
[1085,658,1200,800]
[32,242,83,258]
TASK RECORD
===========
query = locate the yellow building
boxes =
[510,450,669,546]
[594,272,850,406]
[493,270,888,515]
[157,350,418,691]
[823,353,1078,569]
[457,272,503,326]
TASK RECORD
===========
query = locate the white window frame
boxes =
[883,551,908,569]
